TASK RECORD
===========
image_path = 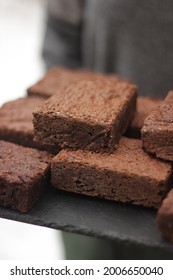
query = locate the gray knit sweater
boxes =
[43,0,173,98]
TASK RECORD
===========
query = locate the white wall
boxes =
[0,0,64,260]
[0,0,45,105]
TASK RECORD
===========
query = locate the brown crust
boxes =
[51,137,172,208]
[33,79,137,152]
[0,141,53,212]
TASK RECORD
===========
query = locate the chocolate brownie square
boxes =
[141,92,173,161]
[0,97,59,154]
[126,96,162,138]
[27,67,112,98]
[0,141,53,212]
[51,137,172,208]
[157,189,173,242]
[33,79,137,152]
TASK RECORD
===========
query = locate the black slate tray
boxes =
[0,187,173,254]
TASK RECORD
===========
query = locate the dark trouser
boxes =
[62,232,173,260]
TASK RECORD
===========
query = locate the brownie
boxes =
[27,67,115,98]
[51,137,172,208]
[0,97,59,154]
[33,79,137,152]
[126,96,162,138]
[157,189,173,242]
[141,92,173,161]
[0,141,53,212]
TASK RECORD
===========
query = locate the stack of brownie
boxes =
[1,66,173,243]
[0,68,125,213]
[29,70,172,210]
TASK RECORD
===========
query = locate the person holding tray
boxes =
[42,0,173,259]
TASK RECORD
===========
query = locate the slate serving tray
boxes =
[0,187,173,254]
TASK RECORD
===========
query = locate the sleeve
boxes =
[42,0,85,69]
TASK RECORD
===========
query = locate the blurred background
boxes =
[0,0,64,259]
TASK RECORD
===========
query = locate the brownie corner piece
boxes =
[33,79,137,152]
[0,96,43,148]
[157,189,173,242]
[141,94,173,161]
[0,141,53,212]
[0,96,59,154]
